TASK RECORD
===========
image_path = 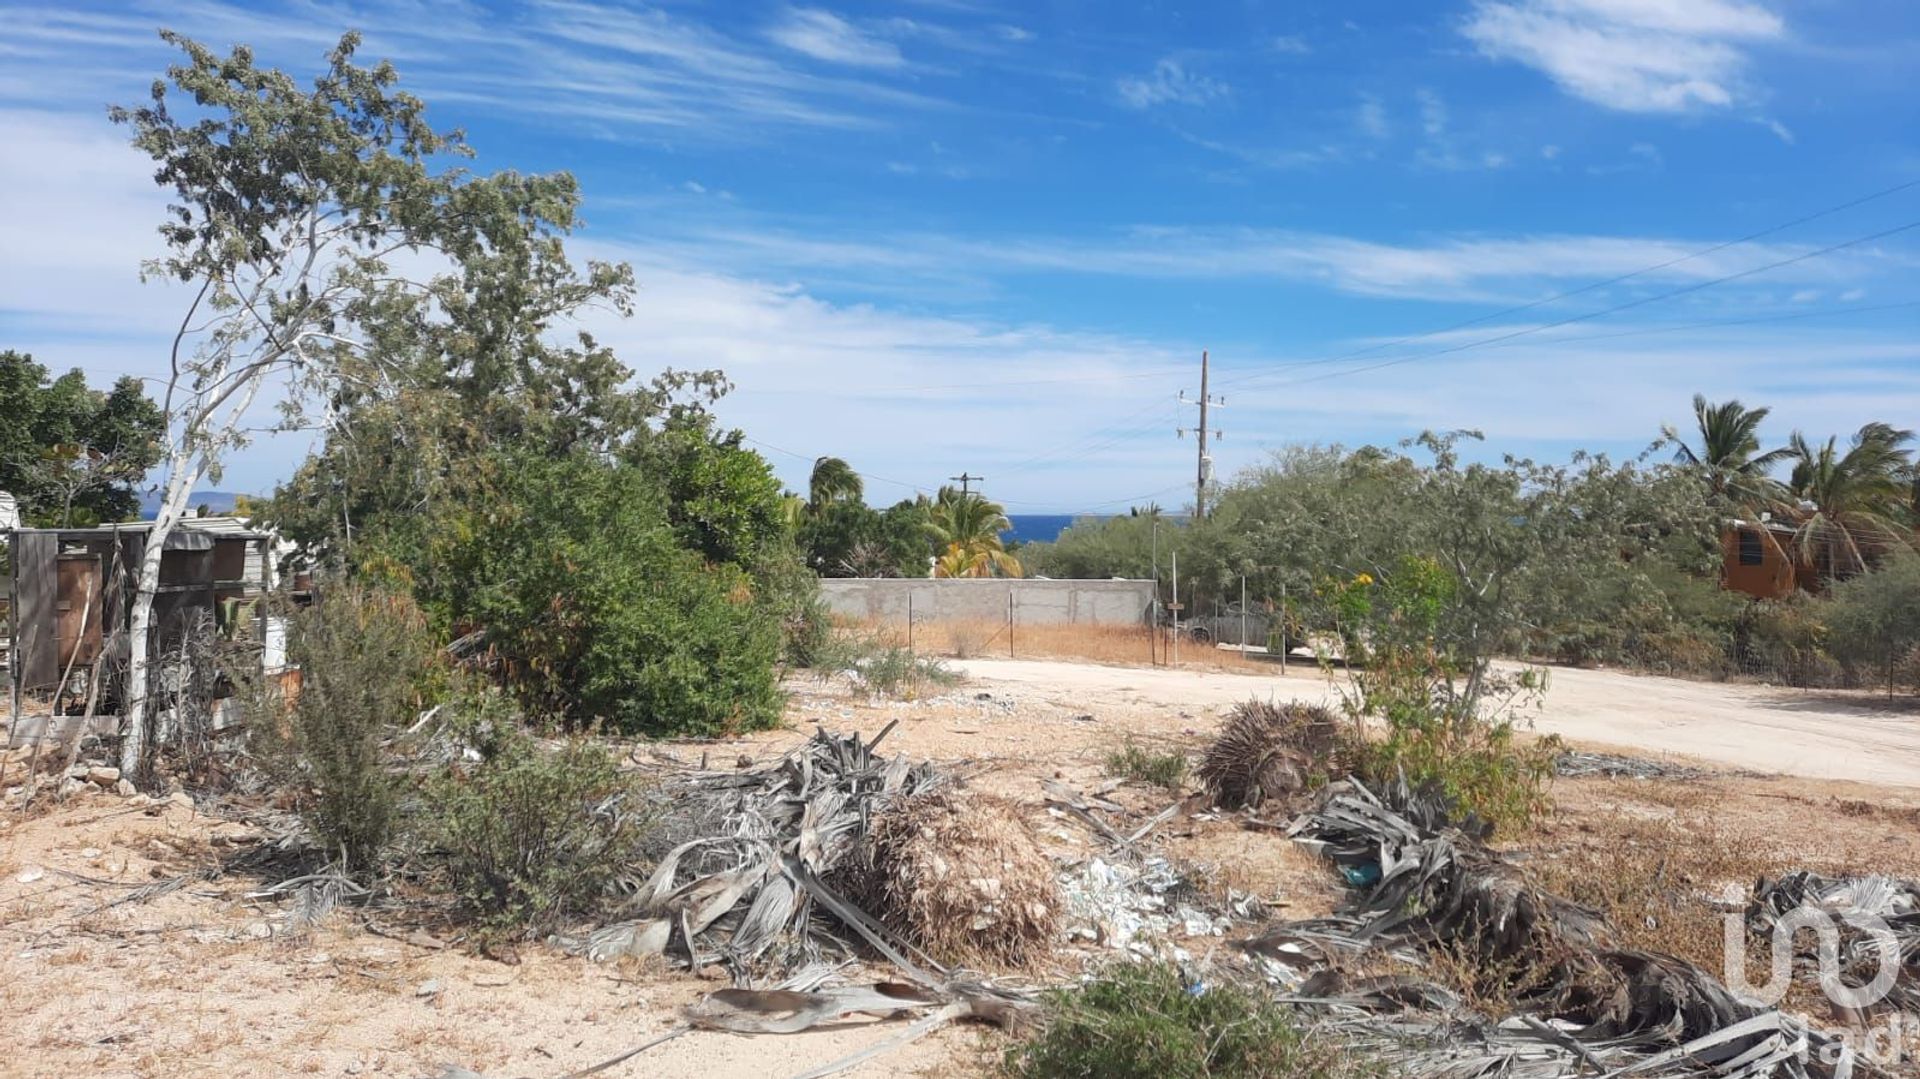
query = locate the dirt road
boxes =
[950,658,1920,788]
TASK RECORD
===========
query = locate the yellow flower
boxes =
[1353,573,1375,586]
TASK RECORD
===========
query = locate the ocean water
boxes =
[1004,514,1085,544]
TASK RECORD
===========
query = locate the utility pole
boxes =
[1177,351,1224,519]
[949,472,984,496]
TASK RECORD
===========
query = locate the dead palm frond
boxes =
[1197,700,1340,810]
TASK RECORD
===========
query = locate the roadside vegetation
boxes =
[1024,407,1920,696]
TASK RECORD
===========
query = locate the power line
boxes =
[989,181,1920,481]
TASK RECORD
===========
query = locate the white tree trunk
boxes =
[119,444,201,775]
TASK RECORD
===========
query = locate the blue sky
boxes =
[3,0,1918,512]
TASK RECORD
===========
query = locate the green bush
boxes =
[425,453,786,736]
[1827,552,1920,698]
[1103,741,1187,791]
[428,726,644,936]
[810,632,960,699]
[1004,962,1367,1079]
[1326,557,1559,832]
[1734,595,1835,686]
[247,586,441,874]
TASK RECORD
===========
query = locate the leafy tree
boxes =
[111,31,636,772]
[806,456,863,514]
[1022,513,1176,581]
[414,452,785,736]
[800,498,931,577]
[1826,552,1920,699]
[1784,422,1916,579]
[1660,394,1790,509]
[0,351,163,525]
[925,486,1020,578]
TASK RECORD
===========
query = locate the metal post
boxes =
[907,592,914,654]
[1280,581,1288,674]
[1171,551,1180,667]
[1240,575,1248,657]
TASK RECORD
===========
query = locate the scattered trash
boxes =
[15,866,44,884]
[1555,750,1706,780]
[1061,856,1227,952]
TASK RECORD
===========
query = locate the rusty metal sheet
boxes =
[54,554,104,668]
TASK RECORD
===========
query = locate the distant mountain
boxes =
[139,490,247,519]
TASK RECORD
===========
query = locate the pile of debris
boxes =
[567,723,1058,986]
[1243,775,1902,1078]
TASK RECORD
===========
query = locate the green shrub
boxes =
[424,453,786,737]
[428,727,644,936]
[247,586,441,874]
[810,632,960,699]
[1004,962,1366,1079]
[1103,741,1187,791]
[1734,595,1834,687]
[1326,557,1558,832]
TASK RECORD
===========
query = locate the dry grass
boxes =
[843,617,1276,673]
[838,786,1061,969]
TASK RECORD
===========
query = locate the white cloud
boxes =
[1270,35,1311,55]
[1761,117,1795,144]
[1541,144,1561,159]
[1462,0,1785,113]
[1117,58,1228,109]
[650,220,1895,305]
[0,2,940,144]
[1416,87,1448,137]
[1355,94,1390,139]
[767,8,905,69]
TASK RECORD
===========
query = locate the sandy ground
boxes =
[4,656,1919,1078]
[946,657,1920,787]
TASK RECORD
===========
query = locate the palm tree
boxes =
[807,456,863,514]
[925,486,1021,578]
[1783,421,1916,579]
[1662,394,1792,507]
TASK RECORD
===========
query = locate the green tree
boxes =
[806,456,863,514]
[110,31,636,772]
[0,351,163,526]
[1784,422,1916,579]
[1661,394,1791,508]
[1826,552,1920,698]
[415,452,785,736]
[1022,513,1174,581]
[925,486,1020,578]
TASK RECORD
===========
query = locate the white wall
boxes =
[819,578,1154,626]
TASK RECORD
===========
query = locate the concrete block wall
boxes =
[818,578,1155,626]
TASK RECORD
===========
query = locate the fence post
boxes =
[1280,581,1288,674]
[1240,575,1248,659]
[907,591,914,654]
[1007,590,1015,659]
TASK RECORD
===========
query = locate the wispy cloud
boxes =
[1355,93,1390,139]
[641,217,1898,305]
[0,1,946,142]
[1117,57,1228,109]
[1462,0,1786,113]
[768,8,905,68]
[1270,34,1311,55]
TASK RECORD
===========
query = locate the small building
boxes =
[4,520,280,745]
[1720,519,1806,600]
